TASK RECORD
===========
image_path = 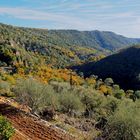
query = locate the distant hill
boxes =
[47,30,140,51]
[0,23,140,68]
[72,45,140,90]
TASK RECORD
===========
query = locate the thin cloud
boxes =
[0,0,140,37]
[0,7,90,28]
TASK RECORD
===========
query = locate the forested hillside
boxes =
[47,30,140,50]
[1,23,140,68]
[0,23,104,68]
[72,45,140,90]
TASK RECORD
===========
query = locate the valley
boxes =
[0,23,140,140]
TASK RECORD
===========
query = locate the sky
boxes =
[0,0,140,38]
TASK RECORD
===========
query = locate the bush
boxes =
[113,89,125,99]
[101,100,140,140]
[104,78,114,86]
[101,96,120,117]
[49,81,71,93]
[14,78,49,112]
[0,81,14,97]
[81,92,103,118]
[43,90,60,111]
[14,78,63,113]
[0,115,15,140]
[134,90,140,100]
[59,92,84,116]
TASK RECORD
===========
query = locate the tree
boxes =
[104,78,114,86]
[126,90,134,98]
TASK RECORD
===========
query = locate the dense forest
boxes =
[0,23,140,140]
[0,23,106,68]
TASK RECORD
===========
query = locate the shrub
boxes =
[113,89,125,99]
[59,92,84,116]
[43,90,60,111]
[134,90,140,99]
[0,81,14,97]
[0,81,11,92]
[0,115,15,140]
[126,90,134,98]
[104,78,114,86]
[81,92,103,118]
[14,78,61,113]
[102,96,120,117]
[113,84,120,90]
[4,75,15,85]
[49,81,71,93]
[101,100,140,140]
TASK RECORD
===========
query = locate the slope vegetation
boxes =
[47,30,140,50]
[72,45,140,90]
[1,23,140,68]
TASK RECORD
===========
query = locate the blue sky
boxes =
[0,0,140,37]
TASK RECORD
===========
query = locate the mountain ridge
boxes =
[1,22,140,51]
[0,22,140,68]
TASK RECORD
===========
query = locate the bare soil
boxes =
[0,97,75,140]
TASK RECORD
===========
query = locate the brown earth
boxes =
[0,97,75,140]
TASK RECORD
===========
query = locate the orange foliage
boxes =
[99,85,113,95]
[33,66,84,85]
[99,85,108,94]
[86,78,96,85]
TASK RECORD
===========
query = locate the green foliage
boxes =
[0,81,11,91]
[134,90,140,99]
[14,79,84,116]
[81,92,103,118]
[113,89,125,99]
[113,84,120,90]
[102,96,120,117]
[1,23,140,68]
[0,23,105,68]
[102,100,140,140]
[0,45,16,66]
[59,92,84,116]
[126,89,134,95]
[0,81,14,97]
[14,78,138,119]
[8,77,140,139]
[47,30,140,51]
[0,115,15,140]
[14,78,50,112]
[104,78,114,86]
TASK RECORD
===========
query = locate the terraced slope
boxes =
[0,97,75,140]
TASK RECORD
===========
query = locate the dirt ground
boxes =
[0,97,75,140]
